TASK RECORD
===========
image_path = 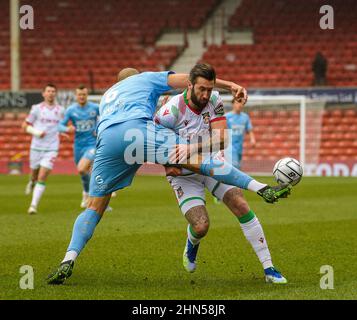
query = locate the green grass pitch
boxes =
[1,175,356,300]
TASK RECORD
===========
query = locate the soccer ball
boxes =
[273,157,303,186]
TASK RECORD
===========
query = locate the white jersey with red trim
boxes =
[154,90,225,140]
[26,102,65,151]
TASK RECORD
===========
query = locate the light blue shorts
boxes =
[89,118,183,197]
[74,146,96,165]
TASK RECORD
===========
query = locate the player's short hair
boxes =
[118,68,139,82]
[189,63,216,85]
[43,83,57,91]
[76,84,88,91]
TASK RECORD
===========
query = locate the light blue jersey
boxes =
[226,111,252,168]
[89,71,176,196]
[97,71,174,136]
[59,101,99,164]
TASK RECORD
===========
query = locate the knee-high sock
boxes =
[80,173,90,194]
[187,225,202,246]
[239,210,273,270]
[64,209,101,262]
[31,182,46,208]
[200,158,256,190]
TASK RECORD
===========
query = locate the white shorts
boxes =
[30,149,58,170]
[167,173,235,215]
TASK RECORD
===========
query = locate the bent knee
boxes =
[192,221,210,238]
[232,202,250,217]
[87,197,110,216]
[224,189,250,217]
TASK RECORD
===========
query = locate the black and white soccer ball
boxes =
[273,157,303,186]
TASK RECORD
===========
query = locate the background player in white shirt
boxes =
[22,84,65,214]
[155,66,287,283]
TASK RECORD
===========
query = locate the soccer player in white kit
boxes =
[155,67,287,283]
[22,84,65,214]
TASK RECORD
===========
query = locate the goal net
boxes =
[220,94,325,175]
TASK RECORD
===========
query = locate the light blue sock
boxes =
[80,174,90,193]
[200,158,253,190]
[67,209,101,255]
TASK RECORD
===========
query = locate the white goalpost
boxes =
[221,94,309,171]
[223,94,325,175]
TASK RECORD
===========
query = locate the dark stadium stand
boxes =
[203,0,357,88]
[17,0,219,90]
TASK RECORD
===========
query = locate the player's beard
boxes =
[191,88,209,109]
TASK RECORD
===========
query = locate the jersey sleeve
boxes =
[146,71,175,95]
[58,107,72,132]
[154,103,178,130]
[246,115,253,132]
[209,92,226,123]
[26,105,39,124]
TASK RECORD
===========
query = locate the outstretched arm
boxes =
[167,74,247,100]
[58,111,75,133]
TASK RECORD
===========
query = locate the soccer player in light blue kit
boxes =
[58,85,100,208]
[47,64,291,284]
[226,96,256,169]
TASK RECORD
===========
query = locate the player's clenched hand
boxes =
[67,125,76,133]
[230,83,248,103]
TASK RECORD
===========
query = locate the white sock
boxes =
[240,214,273,270]
[247,180,267,193]
[187,225,201,246]
[62,250,78,263]
[31,182,46,208]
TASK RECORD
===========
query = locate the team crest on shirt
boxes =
[90,111,97,117]
[214,103,224,116]
[202,112,210,124]
[184,120,190,126]
[176,186,184,198]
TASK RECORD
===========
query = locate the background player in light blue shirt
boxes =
[58,85,99,207]
[226,97,256,169]
[47,65,291,285]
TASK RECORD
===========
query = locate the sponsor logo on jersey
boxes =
[202,112,210,124]
[214,103,224,116]
[40,118,60,124]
